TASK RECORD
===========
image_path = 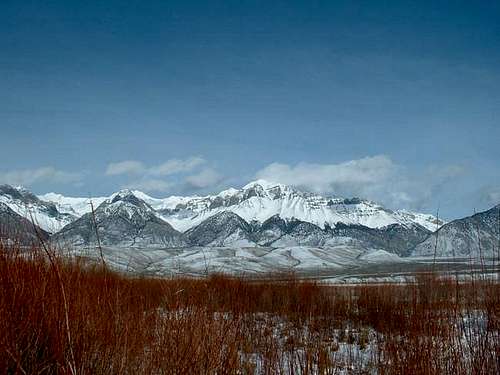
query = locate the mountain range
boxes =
[35,179,442,231]
[0,180,498,259]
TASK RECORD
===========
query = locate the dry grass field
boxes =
[0,241,498,374]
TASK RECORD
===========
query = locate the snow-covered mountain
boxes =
[1,180,444,251]
[38,192,107,218]
[412,204,500,258]
[181,210,431,255]
[52,190,184,248]
[0,202,49,244]
[2,182,499,262]
[183,211,255,247]
[0,185,76,233]
[127,180,444,232]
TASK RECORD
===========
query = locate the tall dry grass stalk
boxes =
[0,241,498,374]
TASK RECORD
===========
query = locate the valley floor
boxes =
[68,244,500,283]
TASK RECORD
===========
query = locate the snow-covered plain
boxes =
[69,245,407,277]
[64,244,500,282]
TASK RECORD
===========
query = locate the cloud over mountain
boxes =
[0,166,82,186]
[256,155,466,212]
[106,157,205,177]
[105,161,145,176]
[105,157,222,193]
[256,156,395,195]
[185,168,223,189]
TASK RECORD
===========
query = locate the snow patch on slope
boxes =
[359,250,403,263]
[39,193,107,217]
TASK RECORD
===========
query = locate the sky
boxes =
[1,0,499,220]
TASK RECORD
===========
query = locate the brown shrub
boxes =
[0,242,498,374]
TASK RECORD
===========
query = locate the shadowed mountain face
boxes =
[267,220,431,254]
[331,223,431,257]
[255,215,289,246]
[182,211,431,254]
[52,191,184,248]
[412,205,500,258]
[261,216,331,247]
[0,202,49,245]
[183,211,255,247]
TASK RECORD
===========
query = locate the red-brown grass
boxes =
[0,241,498,374]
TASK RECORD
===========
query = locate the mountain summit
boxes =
[52,191,184,248]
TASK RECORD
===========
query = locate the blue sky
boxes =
[1,0,499,219]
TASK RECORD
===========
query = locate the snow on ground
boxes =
[65,245,500,283]
[72,245,398,277]
[359,249,403,263]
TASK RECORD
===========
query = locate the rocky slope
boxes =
[0,185,75,233]
[412,205,500,258]
[52,191,184,248]
[0,202,49,244]
[182,211,431,255]
[183,211,255,247]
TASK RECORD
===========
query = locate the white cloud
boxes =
[105,157,205,177]
[106,157,222,193]
[105,160,145,176]
[0,166,82,186]
[487,190,500,204]
[256,155,396,195]
[149,157,205,176]
[185,168,222,189]
[478,186,500,207]
[255,156,466,210]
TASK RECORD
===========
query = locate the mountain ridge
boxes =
[52,190,184,248]
[0,184,76,233]
[412,204,500,258]
[0,182,498,259]
[0,202,49,244]
[36,179,444,233]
